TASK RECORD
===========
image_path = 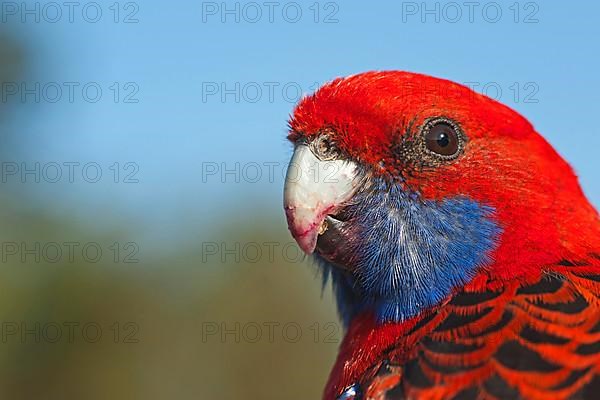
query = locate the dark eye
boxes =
[423,119,462,159]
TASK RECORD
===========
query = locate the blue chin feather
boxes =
[315,177,501,326]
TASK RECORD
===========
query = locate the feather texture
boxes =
[327,262,600,399]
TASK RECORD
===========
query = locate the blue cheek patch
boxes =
[316,178,501,325]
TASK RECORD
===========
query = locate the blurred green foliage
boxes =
[0,201,340,399]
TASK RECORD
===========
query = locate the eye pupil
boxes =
[424,120,461,158]
[437,132,450,148]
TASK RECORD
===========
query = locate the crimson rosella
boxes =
[283,71,600,399]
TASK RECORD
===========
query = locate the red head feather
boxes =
[289,71,600,282]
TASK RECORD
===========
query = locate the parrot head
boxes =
[283,71,599,324]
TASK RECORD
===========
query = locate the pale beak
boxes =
[283,144,360,254]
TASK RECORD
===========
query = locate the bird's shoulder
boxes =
[333,254,600,400]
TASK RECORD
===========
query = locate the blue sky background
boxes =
[2,0,599,246]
